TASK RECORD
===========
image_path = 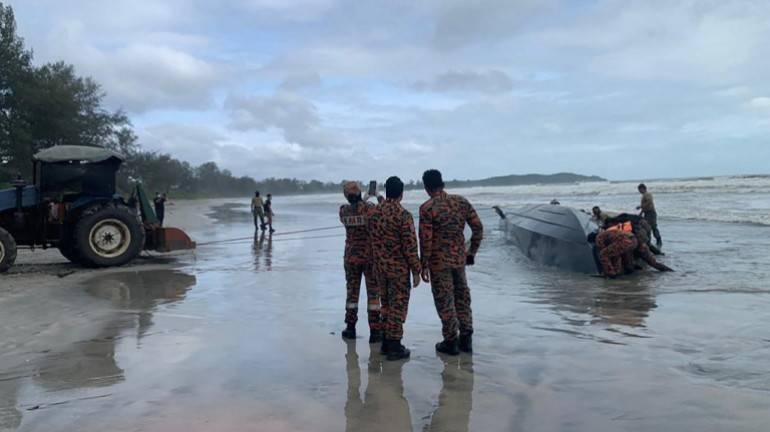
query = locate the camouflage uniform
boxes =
[631,225,670,271]
[340,198,381,332]
[368,199,421,341]
[596,230,638,277]
[419,191,483,341]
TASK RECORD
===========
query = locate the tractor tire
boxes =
[58,241,82,264]
[0,227,18,273]
[74,205,145,268]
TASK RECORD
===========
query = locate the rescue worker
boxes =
[606,213,663,255]
[251,191,266,231]
[154,192,167,226]
[636,183,662,245]
[368,176,421,361]
[592,206,610,228]
[264,193,275,233]
[340,181,382,343]
[626,220,673,272]
[588,229,638,278]
[419,169,483,355]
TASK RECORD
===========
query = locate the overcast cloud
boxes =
[10,0,770,181]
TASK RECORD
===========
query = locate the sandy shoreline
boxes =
[2,196,770,432]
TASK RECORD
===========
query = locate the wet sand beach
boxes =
[2,178,770,432]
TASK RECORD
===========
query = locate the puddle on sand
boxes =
[84,269,196,308]
[0,269,197,431]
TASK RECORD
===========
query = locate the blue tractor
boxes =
[0,145,195,273]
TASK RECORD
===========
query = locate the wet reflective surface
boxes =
[1,194,769,431]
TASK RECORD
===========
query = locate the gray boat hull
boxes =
[501,204,599,274]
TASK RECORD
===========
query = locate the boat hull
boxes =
[501,204,599,274]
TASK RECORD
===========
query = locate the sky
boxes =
[10,0,770,182]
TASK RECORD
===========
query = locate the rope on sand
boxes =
[196,225,343,247]
[197,206,500,248]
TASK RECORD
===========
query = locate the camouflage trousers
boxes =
[379,273,412,341]
[599,236,638,277]
[345,262,382,330]
[430,267,472,341]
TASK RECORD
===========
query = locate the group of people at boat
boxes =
[588,184,672,278]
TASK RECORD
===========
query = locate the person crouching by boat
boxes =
[592,206,610,229]
[624,220,673,273]
[588,230,637,279]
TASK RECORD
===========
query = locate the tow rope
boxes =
[196,225,343,247]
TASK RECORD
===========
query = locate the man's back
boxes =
[369,200,419,278]
[340,201,375,265]
[419,192,483,271]
[640,192,655,213]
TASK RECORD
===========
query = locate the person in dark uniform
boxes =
[636,183,662,246]
[153,192,167,226]
[251,191,266,231]
[264,193,275,233]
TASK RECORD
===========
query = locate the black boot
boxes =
[380,338,391,355]
[369,330,383,344]
[459,334,473,353]
[436,339,460,356]
[341,324,356,339]
[386,341,410,361]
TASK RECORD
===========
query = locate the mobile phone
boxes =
[368,180,377,196]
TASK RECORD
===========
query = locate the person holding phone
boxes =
[340,182,382,343]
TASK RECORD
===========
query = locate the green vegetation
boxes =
[0,2,604,196]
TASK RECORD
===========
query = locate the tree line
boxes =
[0,2,348,198]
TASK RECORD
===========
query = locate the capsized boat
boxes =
[497,204,599,274]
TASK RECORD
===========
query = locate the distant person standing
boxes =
[264,193,275,233]
[419,169,483,355]
[154,192,167,226]
[339,182,382,343]
[369,176,421,361]
[636,183,662,245]
[251,191,266,231]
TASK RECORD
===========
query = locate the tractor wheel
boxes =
[0,227,18,273]
[58,241,82,264]
[74,205,145,268]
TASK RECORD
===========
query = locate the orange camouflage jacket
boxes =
[368,199,421,278]
[419,191,483,272]
[340,201,376,265]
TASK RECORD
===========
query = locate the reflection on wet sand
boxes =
[253,232,273,271]
[425,357,474,432]
[0,381,22,431]
[344,341,412,432]
[3,270,196,428]
[535,279,657,329]
[344,342,475,432]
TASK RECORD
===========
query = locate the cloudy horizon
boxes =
[11,0,770,182]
